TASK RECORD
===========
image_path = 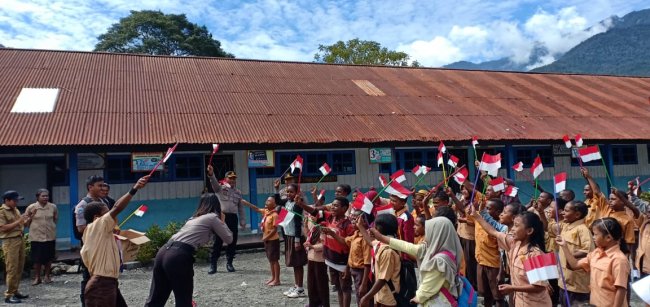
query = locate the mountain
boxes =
[533,9,650,76]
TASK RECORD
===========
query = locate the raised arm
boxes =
[241,199,264,215]
[109,175,150,219]
[206,165,222,193]
[470,209,502,238]
[581,167,601,196]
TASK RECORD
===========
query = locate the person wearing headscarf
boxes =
[370,217,463,306]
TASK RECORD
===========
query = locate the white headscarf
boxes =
[418,217,464,297]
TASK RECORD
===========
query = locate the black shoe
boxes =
[226,262,235,272]
[4,297,21,304]
[208,263,217,275]
[13,293,28,299]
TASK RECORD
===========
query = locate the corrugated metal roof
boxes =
[1,48,650,147]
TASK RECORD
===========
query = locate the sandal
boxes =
[32,279,41,286]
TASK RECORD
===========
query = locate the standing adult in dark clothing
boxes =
[100,184,116,209]
[145,193,233,307]
[206,165,246,273]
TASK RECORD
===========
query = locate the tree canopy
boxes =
[94,10,233,57]
[314,39,418,66]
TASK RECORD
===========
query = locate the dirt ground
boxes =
[6,249,648,307]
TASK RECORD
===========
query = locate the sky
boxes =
[0,0,647,68]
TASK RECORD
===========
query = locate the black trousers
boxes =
[211,213,238,265]
[145,241,195,307]
[80,258,90,307]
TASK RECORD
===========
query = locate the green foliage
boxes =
[136,222,180,264]
[640,191,650,203]
[314,38,417,66]
[94,10,233,57]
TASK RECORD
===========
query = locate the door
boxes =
[0,164,47,209]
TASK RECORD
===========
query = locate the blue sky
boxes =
[0,0,647,67]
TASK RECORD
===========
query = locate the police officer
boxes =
[0,191,30,304]
[206,165,246,273]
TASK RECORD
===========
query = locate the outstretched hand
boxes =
[134,175,150,190]
[207,165,214,177]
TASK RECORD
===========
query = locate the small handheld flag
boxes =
[148,143,178,176]
[479,153,501,177]
[290,155,303,173]
[208,143,220,166]
[505,186,518,197]
[578,146,602,163]
[317,189,325,200]
[523,253,560,283]
[530,156,544,179]
[318,163,331,176]
[471,136,479,148]
[453,167,468,184]
[489,177,505,192]
[438,141,446,154]
[378,175,412,199]
[562,135,572,149]
[134,205,148,217]
[574,134,583,147]
[375,203,395,216]
[512,161,524,172]
[276,207,295,228]
[412,165,431,177]
[390,169,406,184]
[447,155,459,168]
[437,152,444,167]
[353,192,374,214]
[554,172,567,193]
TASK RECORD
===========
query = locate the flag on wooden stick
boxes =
[479,153,501,177]
[489,177,506,192]
[574,134,583,147]
[562,135,572,149]
[290,155,303,173]
[447,155,459,168]
[554,172,567,193]
[353,192,374,214]
[578,146,602,163]
[134,205,148,217]
[512,161,524,172]
[453,168,468,184]
[319,163,331,176]
[531,156,544,179]
[412,165,431,177]
[523,253,560,283]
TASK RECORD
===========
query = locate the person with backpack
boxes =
[369,216,467,306]
[73,175,110,307]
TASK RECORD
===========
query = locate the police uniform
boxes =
[208,171,245,273]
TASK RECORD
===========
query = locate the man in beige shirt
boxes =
[80,175,149,307]
[0,191,30,304]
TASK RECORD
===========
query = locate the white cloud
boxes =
[398,37,463,67]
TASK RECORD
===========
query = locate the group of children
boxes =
[250,166,650,307]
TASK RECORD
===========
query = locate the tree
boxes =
[314,38,418,66]
[94,10,233,57]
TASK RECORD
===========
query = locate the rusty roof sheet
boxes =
[1,48,650,147]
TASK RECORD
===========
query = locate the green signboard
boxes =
[369,148,392,163]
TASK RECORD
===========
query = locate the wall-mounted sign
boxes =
[552,144,572,156]
[132,152,164,172]
[369,148,392,164]
[248,150,275,168]
[78,153,105,170]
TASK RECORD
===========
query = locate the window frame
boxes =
[611,145,638,165]
[255,150,356,178]
[513,146,554,167]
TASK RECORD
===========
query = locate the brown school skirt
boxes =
[284,235,307,267]
[264,239,280,262]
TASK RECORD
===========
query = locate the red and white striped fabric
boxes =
[390,169,406,183]
[437,152,444,167]
[453,168,468,184]
[574,134,583,147]
[479,153,501,177]
[578,146,602,163]
[353,192,374,214]
[530,156,544,179]
[319,163,331,176]
[471,136,479,149]
[523,253,560,283]
[276,207,294,228]
[505,186,518,197]
[554,172,567,193]
[378,175,412,199]
[512,161,524,172]
[212,144,220,154]
[447,155,459,168]
[134,205,148,217]
[290,155,303,173]
[562,135,572,149]
[412,165,431,177]
[162,143,179,163]
[439,141,446,154]
[317,189,326,200]
[489,177,505,192]
[375,204,395,216]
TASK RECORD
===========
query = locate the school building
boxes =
[0,48,649,249]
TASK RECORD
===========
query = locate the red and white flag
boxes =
[479,153,501,177]
[162,143,179,163]
[554,172,567,193]
[378,175,412,199]
[531,156,544,179]
[390,169,406,183]
[437,152,444,167]
[412,165,431,177]
[353,193,374,214]
[578,146,602,163]
[512,161,524,172]
[453,168,469,184]
[562,135,572,149]
[447,155,459,168]
[290,155,303,173]
[319,163,331,176]
[523,253,560,283]
[375,203,395,216]
[212,144,220,154]
[574,134,583,147]
[489,177,506,192]
[505,186,518,197]
[471,136,479,149]
[317,189,325,200]
[134,205,148,217]
[276,207,295,228]
[439,141,446,154]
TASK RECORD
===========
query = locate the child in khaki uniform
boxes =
[243,196,280,286]
[346,210,372,306]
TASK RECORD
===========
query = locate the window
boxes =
[514,146,554,167]
[379,163,392,173]
[392,149,439,171]
[48,158,68,186]
[175,155,203,180]
[612,145,637,165]
[256,151,356,177]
